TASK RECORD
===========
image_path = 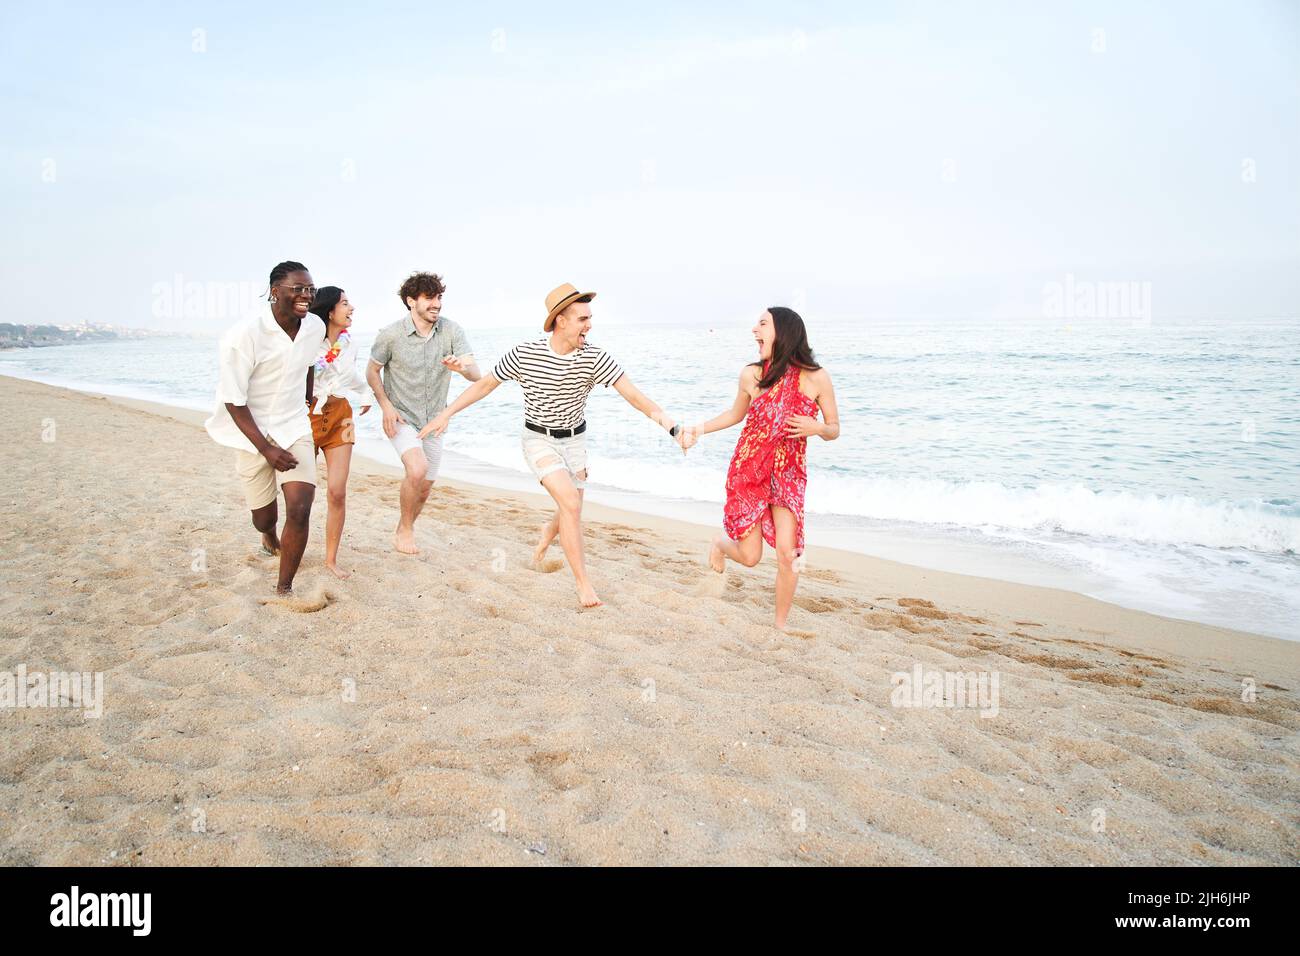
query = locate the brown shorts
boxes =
[310,396,355,451]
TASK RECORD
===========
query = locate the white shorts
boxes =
[521,429,588,490]
[390,422,443,481]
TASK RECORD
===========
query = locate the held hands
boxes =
[675,425,699,453]
[785,415,821,439]
[418,410,451,440]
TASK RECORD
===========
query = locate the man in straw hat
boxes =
[421,283,689,607]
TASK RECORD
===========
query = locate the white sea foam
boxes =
[576,455,1300,554]
[4,319,1297,638]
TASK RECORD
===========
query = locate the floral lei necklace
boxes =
[315,328,349,375]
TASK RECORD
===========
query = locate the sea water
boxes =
[4,316,1297,639]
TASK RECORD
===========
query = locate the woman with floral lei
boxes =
[307,286,373,578]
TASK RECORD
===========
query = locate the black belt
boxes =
[525,420,586,439]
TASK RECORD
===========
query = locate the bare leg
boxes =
[710,520,764,572]
[395,448,433,554]
[252,500,280,555]
[533,487,583,567]
[539,468,600,606]
[532,513,560,567]
[321,443,353,578]
[771,506,801,630]
[277,480,315,593]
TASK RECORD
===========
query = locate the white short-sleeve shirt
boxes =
[204,308,327,453]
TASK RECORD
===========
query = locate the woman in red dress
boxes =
[686,307,840,630]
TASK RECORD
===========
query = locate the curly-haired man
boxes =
[366,271,481,554]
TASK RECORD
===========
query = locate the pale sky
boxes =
[1,0,1296,330]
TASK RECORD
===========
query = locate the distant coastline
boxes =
[0,322,176,350]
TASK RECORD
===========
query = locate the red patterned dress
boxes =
[723,363,818,552]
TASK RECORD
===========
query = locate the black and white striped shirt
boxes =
[491,339,624,429]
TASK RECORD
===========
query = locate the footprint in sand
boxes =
[803,568,842,583]
[794,595,845,613]
[897,597,950,620]
[532,557,564,574]
[693,573,727,598]
[259,585,334,613]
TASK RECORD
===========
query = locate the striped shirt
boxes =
[491,338,624,429]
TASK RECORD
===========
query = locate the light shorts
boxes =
[521,428,588,490]
[390,421,443,481]
[234,434,317,510]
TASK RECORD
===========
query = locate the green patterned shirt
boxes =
[368,315,474,428]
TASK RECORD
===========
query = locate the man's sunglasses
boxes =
[277,283,317,297]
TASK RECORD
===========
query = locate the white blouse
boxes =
[310,331,373,414]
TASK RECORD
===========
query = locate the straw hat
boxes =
[544,283,597,332]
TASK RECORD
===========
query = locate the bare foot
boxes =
[393,527,420,555]
[261,532,281,556]
[325,563,352,580]
[577,583,603,608]
[531,524,554,568]
[707,537,726,573]
[275,584,293,596]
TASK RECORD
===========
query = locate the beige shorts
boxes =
[235,434,317,509]
[521,429,588,490]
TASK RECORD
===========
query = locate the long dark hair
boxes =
[309,286,345,325]
[752,306,820,390]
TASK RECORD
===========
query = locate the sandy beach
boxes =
[0,373,1296,866]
